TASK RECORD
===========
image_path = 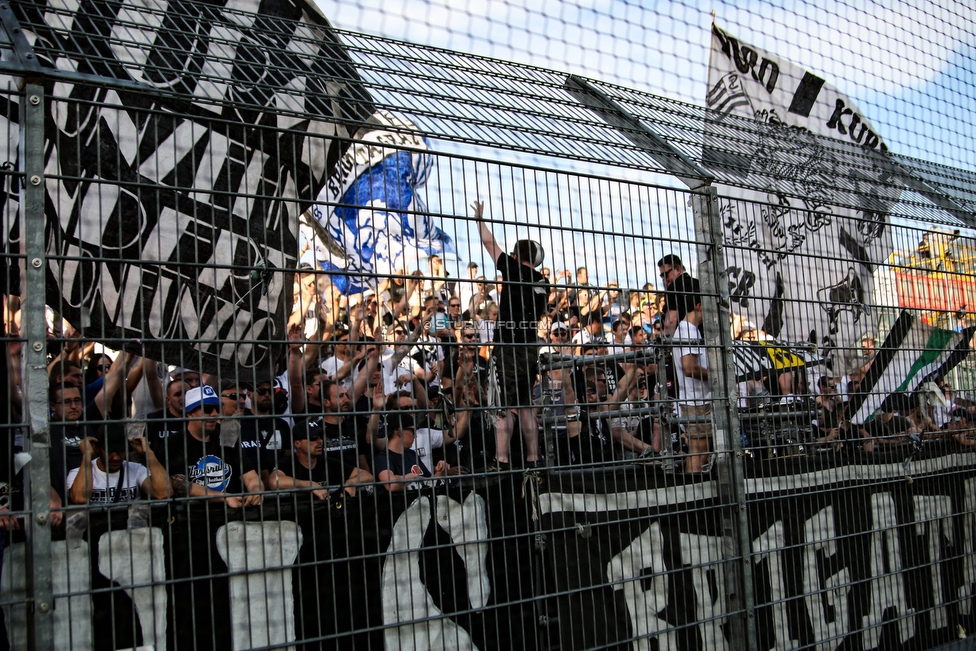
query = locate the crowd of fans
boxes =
[0,223,973,518]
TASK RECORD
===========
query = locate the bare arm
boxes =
[378,468,421,492]
[131,436,171,500]
[143,359,163,411]
[681,353,709,382]
[288,323,308,414]
[663,310,679,336]
[473,201,504,262]
[270,470,331,500]
[90,352,131,419]
[68,437,97,505]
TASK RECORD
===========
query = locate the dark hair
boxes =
[657,254,683,268]
[385,391,414,410]
[49,381,82,400]
[304,369,324,388]
[319,378,339,402]
[386,411,415,435]
[96,421,129,451]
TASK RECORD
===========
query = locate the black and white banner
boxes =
[4,461,976,650]
[541,459,976,651]
[0,0,374,377]
[705,25,903,369]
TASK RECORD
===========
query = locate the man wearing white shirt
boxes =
[320,325,365,392]
[672,279,712,474]
[68,422,171,504]
[572,313,607,350]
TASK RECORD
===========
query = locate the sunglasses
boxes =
[221,393,243,401]
[463,334,479,340]
[659,268,673,279]
[203,405,220,414]
[449,303,461,308]
[254,387,273,395]
[551,330,568,337]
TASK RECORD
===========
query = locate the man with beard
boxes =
[374,412,449,492]
[239,378,292,484]
[161,386,262,507]
[269,418,355,500]
[315,379,373,494]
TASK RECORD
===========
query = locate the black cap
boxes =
[386,411,415,434]
[97,422,129,451]
[293,417,324,441]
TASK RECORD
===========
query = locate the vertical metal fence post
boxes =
[20,81,55,651]
[691,184,757,650]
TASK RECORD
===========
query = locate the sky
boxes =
[311,0,976,286]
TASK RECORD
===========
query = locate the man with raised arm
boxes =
[472,199,550,470]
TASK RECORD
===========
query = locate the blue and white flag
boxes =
[303,111,455,294]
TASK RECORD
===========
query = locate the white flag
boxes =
[705,24,901,367]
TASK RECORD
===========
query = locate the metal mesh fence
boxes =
[0,0,973,650]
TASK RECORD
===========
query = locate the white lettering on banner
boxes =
[865,493,915,649]
[608,522,676,650]
[607,525,730,651]
[557,468,976,651]
[678,531,730,650]
[752,522,791,648]
[0,540,93,651]
[962,478,976,617]
[382,494,489,651]
[98,528,168,651]
[912,495,953,630]
[215,521,304,651]
[801,507,850,651]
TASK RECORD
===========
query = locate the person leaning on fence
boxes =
[270,418,353,501]
[472,199,549,471]
[162,385,263,507]
[672,278,713,474]
[945,407,976,449]
[374,412,449,491]
[67,422,171,505]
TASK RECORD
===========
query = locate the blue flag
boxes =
[304,111,455,294]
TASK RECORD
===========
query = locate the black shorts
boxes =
[491,343,539,409]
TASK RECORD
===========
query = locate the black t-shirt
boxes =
[494,253,549,344]
[320,417,367,485]
[240,414,292,476]
[147,407,186,458]
[374,447,430,480]
[664,272,696,323]
[160,428,253,495]
[277,455,331,487]
[443,351,491,388]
